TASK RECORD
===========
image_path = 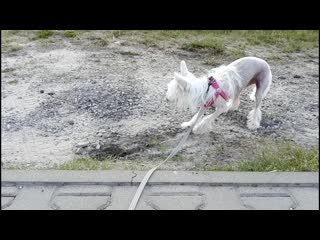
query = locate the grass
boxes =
[2,30,318,56]
[113,30,318,54]
[181,37,225,55]
[53,157,166,171]
[54,158,115,170]
[63,30,77,38]
[49,139,319,172]
[145,138,158,148]
[206,143,319,172]
[100,30,317,64]
[37,30,54,39]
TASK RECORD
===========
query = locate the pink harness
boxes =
[204,76,227,108]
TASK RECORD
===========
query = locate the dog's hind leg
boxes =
[247,92,262,130]
[249,86,256,101]
[247,72,272,130]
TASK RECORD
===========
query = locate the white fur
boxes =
[166,57,272,133]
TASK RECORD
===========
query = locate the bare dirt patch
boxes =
[1,31,319,170]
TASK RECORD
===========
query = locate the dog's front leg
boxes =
[181,111,201,129]
[192,107,226,134]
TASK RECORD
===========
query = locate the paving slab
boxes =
[1,170,318,210]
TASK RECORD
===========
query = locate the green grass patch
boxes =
[53,157,157,171]
[36,30,54,39]
[181,37,225,55]
[145,138,158,148]
[54,158,115,170]
[206,143,319,172]
[114,30,318,54]
[63,30,77,38]
[2,30,318,55]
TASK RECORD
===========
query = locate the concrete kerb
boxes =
[1,170,319,187]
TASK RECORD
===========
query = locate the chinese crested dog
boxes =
[166,57,272,134]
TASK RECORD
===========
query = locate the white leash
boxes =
[128,107,206,210]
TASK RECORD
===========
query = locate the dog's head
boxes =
[166,61,195,102]
[166,61,205,112]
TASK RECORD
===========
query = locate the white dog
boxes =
[166,57,272,134]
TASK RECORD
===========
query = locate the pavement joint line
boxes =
[1,181,318,188]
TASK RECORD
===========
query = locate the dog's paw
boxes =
[247,109,261,130]
[247,119,260,130]
[181,122,190,129]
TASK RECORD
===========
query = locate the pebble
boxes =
[67,120,75,125]
[76,142,89,148]
[75,148,82,154]
[48,92,55,96]
[7,79,18,84]
[40,90,44,93]
[293,75,301,78]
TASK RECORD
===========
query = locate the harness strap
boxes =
[204,76,227,108]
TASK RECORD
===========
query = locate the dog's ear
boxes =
[180,60,189,76]
[174,72,190,89]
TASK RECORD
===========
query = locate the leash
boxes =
[128,107,206,210]
[128,75,227,210]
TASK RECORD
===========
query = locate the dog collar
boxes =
[204,76,227,108]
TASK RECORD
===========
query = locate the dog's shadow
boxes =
[219,110,247,128]
[218,110,282,134]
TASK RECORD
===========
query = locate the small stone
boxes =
[271,133,277,138]
[40,90,44,93]
[293,75,301,78]
[75,148,82,154]
[48,92,55,96]
[67,120,74,125]
[278,76,286,79]
[76,142,89,148]
[7,79,18,84]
